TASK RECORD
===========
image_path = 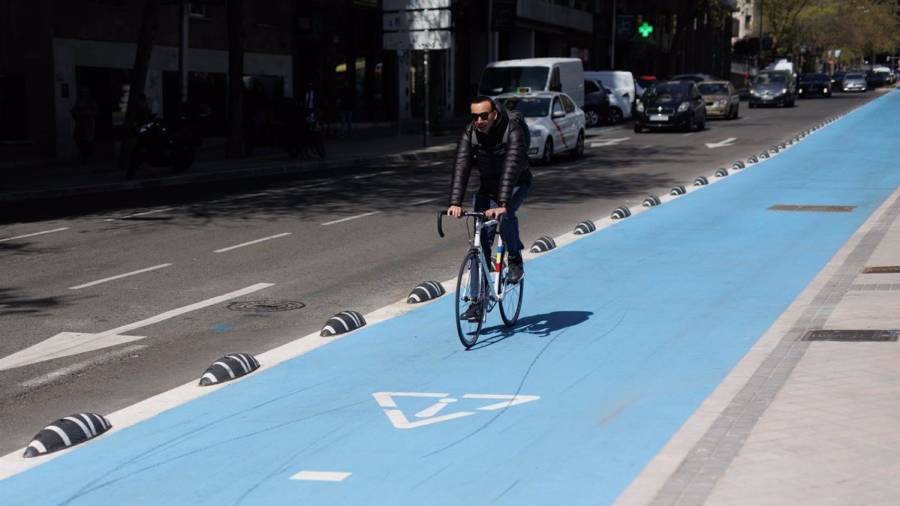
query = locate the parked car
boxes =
[749,70,796,108]
[670,73,716,83]
[798,73,832,98]
[497,91,586,164]
[583,79,612,127]
[633,81,707,133]
[842,73,868,92]
[584,70,636,122]
[697,80,740,119]
[480,58,585,107]
[866,68,892,88]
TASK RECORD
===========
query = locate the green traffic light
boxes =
[638,21,654,38]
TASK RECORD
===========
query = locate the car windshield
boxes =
[479,66,549,95]
[801,74,827,82]
[643,83,686,100]
[499,97,551,118]
[753,73,786,85]
[845,73,864,79]
[697,83,728,95]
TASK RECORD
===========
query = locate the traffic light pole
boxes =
[610,0,617,68]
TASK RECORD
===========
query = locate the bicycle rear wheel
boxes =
[455,249,487,349]
[498,250,524,326]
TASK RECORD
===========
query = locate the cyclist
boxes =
[447,95,532,321]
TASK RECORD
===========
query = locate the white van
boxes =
[584,70,636,122]
[479,58,585,108]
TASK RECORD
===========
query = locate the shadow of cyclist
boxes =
[469,311,593,350]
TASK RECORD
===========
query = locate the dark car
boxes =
[798,73,832,98]
[583,79,611,127]
[633,81,707,133]
[830,71,846,88]
[749,71,796,108]
[866,70,891,88]
[671,73,716,83]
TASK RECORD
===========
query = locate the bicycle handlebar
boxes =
[437,211,496,238]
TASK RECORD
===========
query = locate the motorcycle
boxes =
[127,106,206,179]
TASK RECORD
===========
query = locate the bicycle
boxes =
[437,211,524,349]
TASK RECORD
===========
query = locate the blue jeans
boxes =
[468,185,529,299]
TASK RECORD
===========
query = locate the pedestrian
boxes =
[71,86,99,163]
[339,82,355,138]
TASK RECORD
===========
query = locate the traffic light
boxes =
[638,21,654,38]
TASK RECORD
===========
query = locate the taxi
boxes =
[496,90,586,164]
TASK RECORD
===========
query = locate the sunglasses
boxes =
[471,112,492,122]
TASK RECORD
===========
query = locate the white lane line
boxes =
[354,170,396,180]
[411,198,439,206]
[19,345,147,389]
[214,233,292,253]
[0,227,69,242]
[104,208,174,221]
[681,132,694,137]
[69,263,173,290]
[290,471,352,482]
[321,211,381,226]
[641,144,654,149]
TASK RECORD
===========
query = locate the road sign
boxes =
[373,392,540,429]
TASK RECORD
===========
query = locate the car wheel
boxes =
[697,115,706,131]
[610,107,623,124]
[541,137,554,165]
[570,130,584,160]
[733,105,739,119]
[634,123,643,133]
[749,102,755,109]
[584,108,600,127]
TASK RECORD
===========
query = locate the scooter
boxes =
[127,107,205,178]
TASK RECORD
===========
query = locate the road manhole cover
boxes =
[227,300,306,312]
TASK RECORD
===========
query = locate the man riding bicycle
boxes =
[448,96,532,320]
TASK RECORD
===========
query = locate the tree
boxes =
[225,0,245,158]
[118,0,161,171]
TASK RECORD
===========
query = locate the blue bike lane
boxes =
[3,91,900,506]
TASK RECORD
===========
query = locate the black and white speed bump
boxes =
[714,168,728,178]
[573,220,597,235]
[24,413,111,458]
[530,236,557,253]
[407,281,445,303]
[321,311,367,337]
[610,206,631,219]
[670,185,687,196]
[732,161,745,170]
[693,176,709,186]
[642,195,661,207]
[199,353,260,386]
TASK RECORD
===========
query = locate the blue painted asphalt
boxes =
[4,91,900,505]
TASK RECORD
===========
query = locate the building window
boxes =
[189,3,208,19]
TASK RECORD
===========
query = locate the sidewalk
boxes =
[0,130,459,203]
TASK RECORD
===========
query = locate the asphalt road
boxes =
[0,90,884,455]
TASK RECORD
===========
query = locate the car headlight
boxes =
[716,99,727,107]
[750,89,758,96]
[636,101,645,112]
[677,101,690,113]
[780,88,787,95]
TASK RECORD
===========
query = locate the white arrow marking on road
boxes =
[590,137,630,148]
[0,283,274,371]
[372,391,541,429]
[704,137,737,149]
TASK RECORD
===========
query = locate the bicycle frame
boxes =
[470,217,506,305]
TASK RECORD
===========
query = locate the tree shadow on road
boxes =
[468,310,592,350]
[0,287,69,316]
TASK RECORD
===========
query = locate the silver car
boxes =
[842,73,867,92]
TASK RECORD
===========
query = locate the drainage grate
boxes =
[862,266,900,274]
[802,329,899,342]
[226,300,305,312]
[769,205,856,213]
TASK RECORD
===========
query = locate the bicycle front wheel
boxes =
[499,250,524,326]
[455,249,487,349]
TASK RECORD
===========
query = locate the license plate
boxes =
[649,114,668,122]
[762,96,772,101]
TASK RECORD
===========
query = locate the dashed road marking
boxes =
[0,227,69,242]
[321,211,381,226]
[214,233,292,253]
[69,263,173,290]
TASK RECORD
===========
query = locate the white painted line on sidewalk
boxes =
[321,211,380,226]
[0,227,69,242]
[69,263,173,290]
[290,471,352,482]
[214,233,292,253]
[411,198,439,206]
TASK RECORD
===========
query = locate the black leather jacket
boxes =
[449,106,532,206]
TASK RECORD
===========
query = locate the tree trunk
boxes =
[117,0,161,170]
[226,0,245,158]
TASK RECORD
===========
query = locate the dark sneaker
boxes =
[507,256,524,284]
[459,303,483,321]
